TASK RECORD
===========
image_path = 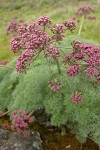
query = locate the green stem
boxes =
[81,77,88,94]
[45,57,52,74]
[0,65,14,69]
[43,26,46,32]
[78,15,84,36]
[57,46,72,49]
[56,60,61,75]
[28,110,34,117]
[0,109,13,118]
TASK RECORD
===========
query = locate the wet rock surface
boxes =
[0,129,43,150]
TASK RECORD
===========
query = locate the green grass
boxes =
[0,0,100,61]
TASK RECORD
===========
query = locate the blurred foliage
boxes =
[0,36,100,145]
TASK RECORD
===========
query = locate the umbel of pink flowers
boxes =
[76,5,96,20]
[7,16,100,104]
[63,40,100,83]
[1,110,34,137]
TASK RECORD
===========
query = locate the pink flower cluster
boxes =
[6,19,18,35]
[17,24,28,38]
[52,23,65,41]
[66,65,80,77]
[8,20,51,72]
[37,16,51,26]
[0,61,8,65]
[85,67,97,77]
[6,19,25,35]
[63,19,77,31]
[64,40,100,83]
[63,52,74,65]
[72,40,84,51]
[10,26,50,52]
[3,123,9,129]
[76,6,95,16]
[24,29,51,50]
[1,110,34,137]
[52,23,65,34]
[16,49,36,72]
[86,15,96,20]
[11,110,34,137]
[48,79,62,92]
[45,46,60,60]
[7,17,77,73]
[71,91,83,104]
[10,36,23,53]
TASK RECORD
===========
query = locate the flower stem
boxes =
[57,46,72,49]
[78,15,84,36]
[56,60,61,75]
[45,57,53,74]
[81,77,88,94]
[0,65,14,69]
[28,110,34,117]
[0,109,13,118]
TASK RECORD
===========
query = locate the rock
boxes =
[0,129,43,150]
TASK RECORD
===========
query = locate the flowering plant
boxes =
[0,16,99,144]
[1,110,34,137]
[6,16,100,104]
[76,6,95,18]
